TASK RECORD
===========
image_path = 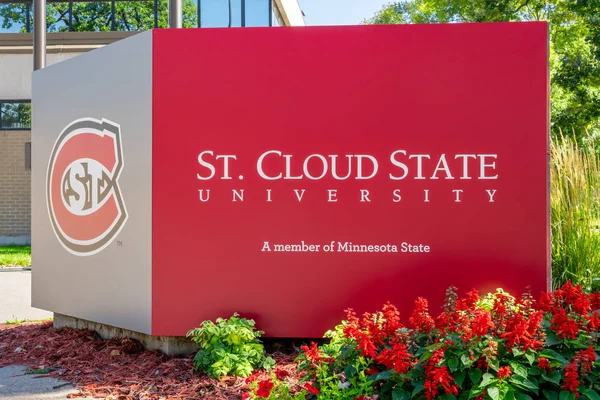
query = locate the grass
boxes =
[5,316,27,325]
[0,245,31,267]
[25,368,52,375]
[551,135,600,291]
[5,315,53,325]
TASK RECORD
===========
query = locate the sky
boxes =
[299,0,392,26]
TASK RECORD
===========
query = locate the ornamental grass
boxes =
[551,135,600,291]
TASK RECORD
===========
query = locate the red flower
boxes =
[301,342,331,363]
[538,357,551,373]
[551,309,579,339]
[574,347,597,374]
[366,366,379,375]
[466,289,480,308]
[382,302,402,334]
[471,309,494,336]
[410,297,436,333]
[274,369,289,380]
[304,383,320,395]
[563,363,580,394]
[587,312,600,330]
[242,393,250,400]
[256,379,274,398]
[424,366,458,400]
[374,338,413,374]
[497,366,512,379]
[245,373,260,384]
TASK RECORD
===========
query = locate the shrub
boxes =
[551,135,600,290]
[187,313,275,378]
[291,283,600,400]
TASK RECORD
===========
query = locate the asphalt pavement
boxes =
[0,269,53,323]
[0,365,94,399]
[0,270,92,399]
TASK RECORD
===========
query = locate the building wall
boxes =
[0,53,80,100]
[0,130,31,242]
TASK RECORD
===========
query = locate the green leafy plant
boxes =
[187,313,275,379]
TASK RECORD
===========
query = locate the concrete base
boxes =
[53,313,199,356]
[0,236,31,246]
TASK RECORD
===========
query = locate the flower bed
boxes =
[245,282,600,400]
[1,282,599,399]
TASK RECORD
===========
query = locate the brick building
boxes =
[0,0,304,245]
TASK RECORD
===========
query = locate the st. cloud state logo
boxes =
[46,118,128,256]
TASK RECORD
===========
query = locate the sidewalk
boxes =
[0,365,93,399]
[0,269,53,323]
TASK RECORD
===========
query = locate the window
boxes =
[0,0,274,32]
[0,101,31,130]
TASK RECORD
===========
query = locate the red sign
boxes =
[151,23,549,337]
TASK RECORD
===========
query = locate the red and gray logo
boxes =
[46,118,128,256]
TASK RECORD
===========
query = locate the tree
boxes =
[0,0,199,32]
[366,0,600,141]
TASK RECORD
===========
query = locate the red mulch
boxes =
[0,322,302,399]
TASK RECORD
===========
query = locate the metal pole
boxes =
[154,0,158,28]
[33,0,46,70]
[26,2,31,33]
[197,0,201,27]
[241,0,245,27]
[68,1,73,31]
[111,0,116,31]
[169,0,182,28]
[268,0,272,26]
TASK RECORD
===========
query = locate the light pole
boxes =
[33,0,46,70]
[169,0,182,28]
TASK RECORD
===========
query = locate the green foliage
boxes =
[186,313,275,379]
[366,0,600,142]
[551,135,600,291]
[0,246,31,267]
[0,0,198,32]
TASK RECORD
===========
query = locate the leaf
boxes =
[369,370,394,382]
[509,376,539,395]
[449,358,459,372]
[344,365,356,379]
[412,383,424,398]
[515,394,532,400]
[461,354,474,367]
[455,370,466,387]
[539,349,568,364]
[583,389,600,400]
[439,394,458,400]
[513,347,525,356]
[469,368,483,385]
[543,390,559,400]
[560,391,577,400]
[545,333,563,346]
[480,373,496,387]
[541,370,561,386]
[502,386,515,400]
[488,387,500,400]
[525,351,536,365]
[392,388,411,400]
[509,362,528,379]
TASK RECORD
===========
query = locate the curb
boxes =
[0,266,31,272]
